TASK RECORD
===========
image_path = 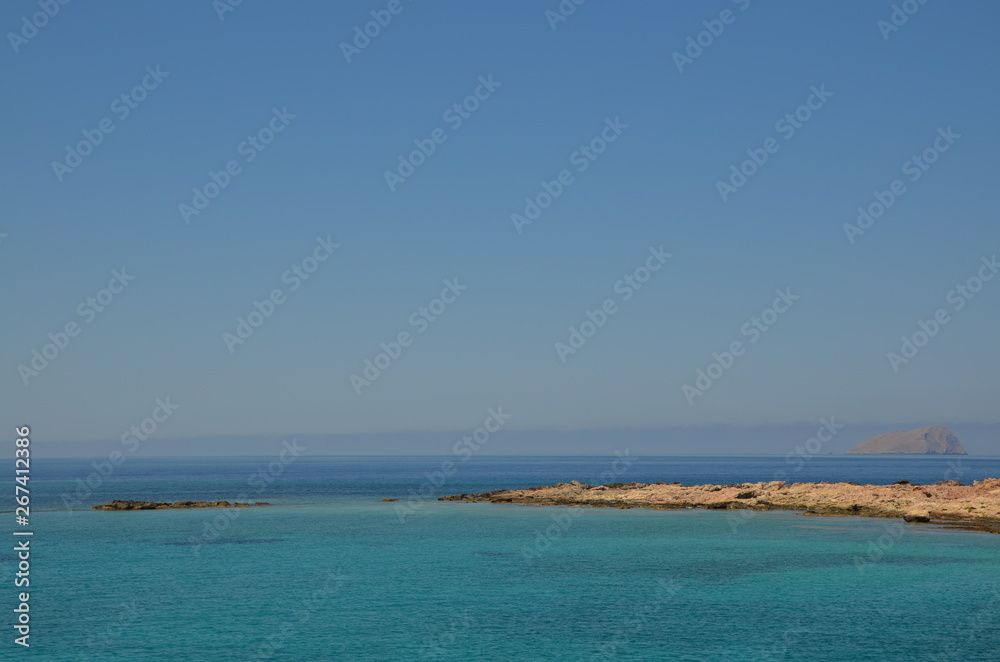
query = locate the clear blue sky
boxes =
[3,1,999,446]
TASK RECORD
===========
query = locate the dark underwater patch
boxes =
[165,538,285,546]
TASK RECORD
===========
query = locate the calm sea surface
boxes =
[8,456,1000,660]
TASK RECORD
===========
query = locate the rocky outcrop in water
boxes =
[440,478,1000,533]
[92,500,269,510]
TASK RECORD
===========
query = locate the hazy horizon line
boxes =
[40,420,1000,446]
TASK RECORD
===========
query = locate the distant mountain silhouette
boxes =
[846,425,967,454]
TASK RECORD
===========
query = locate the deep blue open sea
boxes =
[6,455,1000,660]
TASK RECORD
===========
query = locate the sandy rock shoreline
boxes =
[440,479,1000,533]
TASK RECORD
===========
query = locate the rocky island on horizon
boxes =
[847,425,967,455]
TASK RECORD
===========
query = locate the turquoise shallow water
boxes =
[8,457,1000,660]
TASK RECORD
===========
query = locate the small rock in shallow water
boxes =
[92,499,264,511]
